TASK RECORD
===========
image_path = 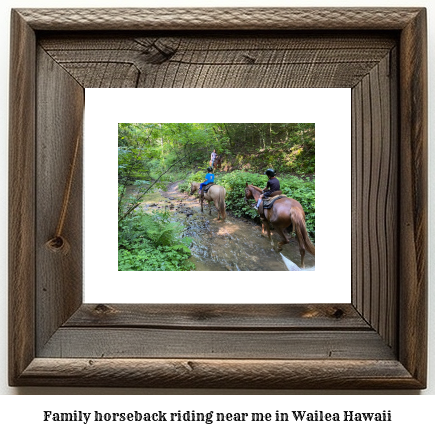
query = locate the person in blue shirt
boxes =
[199,167,215,197]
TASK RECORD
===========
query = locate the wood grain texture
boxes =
[351,51,398,351]
[382,47,399,349]
[39,328,395,360]
[8,10,36,386]
[35,48,84,353]
[17,358,420,389]
[8,7,427,389]
[398,8,428,385]
[16,8,422,31]
[65,304,368,329]
[39,33,396,89]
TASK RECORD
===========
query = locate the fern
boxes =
[118,208,194,271]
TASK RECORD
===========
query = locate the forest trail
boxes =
[139,181,315,271]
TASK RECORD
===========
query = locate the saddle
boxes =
[203,183,214,194]
[258,191,286,218]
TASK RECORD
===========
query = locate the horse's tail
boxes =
[292,209,315,256]
[217,187,227,220]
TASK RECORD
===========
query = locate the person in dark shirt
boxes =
[254,169,280,210]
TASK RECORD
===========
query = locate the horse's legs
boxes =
[214,200,220,220]
[275,227,290,251]
[208,200,212,216]
[259,218,268,237]
[260,220,266,236]
[261,219,273,246]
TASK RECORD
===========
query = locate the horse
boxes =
[212,155,222,170]
[190,182,227,220]
[244,183,315,268]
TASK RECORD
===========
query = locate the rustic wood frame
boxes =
[9,8,427,389]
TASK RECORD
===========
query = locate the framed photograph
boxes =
[86,88,349,304]
[9,8,427,388]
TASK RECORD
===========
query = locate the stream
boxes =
[136,181,315,271]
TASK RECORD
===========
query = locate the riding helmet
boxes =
[207,167,213,172]
[265,168,275,177]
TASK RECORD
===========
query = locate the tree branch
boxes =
[118,154,188,223]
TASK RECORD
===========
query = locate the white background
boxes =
[85,88,351,304]
[0,0,434,424]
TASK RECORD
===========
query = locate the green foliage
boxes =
[118,123,315,187]
[215,123,315,174]
[219,170,268,219]
[118,123,162,184]
[158,168,193,184]
[279,176,315,237]
[118,209,194,271]
[118,123,222,221]
[178,180,191,193]
[119,242,194,271]
[118,122,315,257]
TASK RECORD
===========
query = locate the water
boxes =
[136,181,315,271]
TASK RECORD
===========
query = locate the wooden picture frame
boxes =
[9,8,427,389]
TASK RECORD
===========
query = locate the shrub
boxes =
[279,175,315,238]
[219,170,268,219]
[118,209,194,271]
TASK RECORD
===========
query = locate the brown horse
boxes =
[212,155,222,170]
[190,182,227,220]
[244,183,315,267]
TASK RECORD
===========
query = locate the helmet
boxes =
[207,167,213,172]
[265,168,275,177]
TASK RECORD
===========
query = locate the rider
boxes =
[199,167,215,198]
[210,149,217,168]
[254,168,280,210]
